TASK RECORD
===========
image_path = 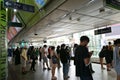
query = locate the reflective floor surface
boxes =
[8,60,117,80]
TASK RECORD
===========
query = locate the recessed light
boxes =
[69,16,72,20]
[34,33,38,35]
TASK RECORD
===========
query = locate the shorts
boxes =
[43,56,48,63]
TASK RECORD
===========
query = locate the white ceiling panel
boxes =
[16,0,120,43]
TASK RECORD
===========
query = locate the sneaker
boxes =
[43,67,46,70]
[67,76,70,78]
[64,76,70,79]
[52,76,57,80]
[22,71,27,75]
[107,69,111,71]
[48,67,51,70]
[33,69,36,72]
[101,67,105,70]
[91,70,95,73]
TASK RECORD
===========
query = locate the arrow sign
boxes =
[4,0,35,13]
[5,1,12,6]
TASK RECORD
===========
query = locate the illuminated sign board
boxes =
[4,0,35,12]
[94,27,112,35]
[106,0,120,10]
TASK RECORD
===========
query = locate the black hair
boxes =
[57,45,60,48]
[61,44,65,49]
[31,46,34,50]
[51,46,55,50]
[43,45,47,48]
[114,39,120,45]
[80,36,89,42]
[108,42,111,45]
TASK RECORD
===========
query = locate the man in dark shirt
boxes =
[75,36,93,80]
[60,44,70,80]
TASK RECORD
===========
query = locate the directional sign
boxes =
[94,27,112,35]
[4,0,35,13]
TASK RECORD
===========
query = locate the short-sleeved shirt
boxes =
[60,48,69,64]
[113,46,120,75]
[75,45,91,77]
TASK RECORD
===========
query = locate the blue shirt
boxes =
[113,46,120,75]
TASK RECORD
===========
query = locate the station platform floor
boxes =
[8,60,117,80]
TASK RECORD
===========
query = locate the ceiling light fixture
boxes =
[77,18,80,21]
[34,33,38,35]
[99,7,105,13]
[69,16,72,20]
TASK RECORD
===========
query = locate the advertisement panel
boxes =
[0,0,7,80]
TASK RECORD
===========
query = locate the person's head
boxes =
[57,45,60,49]
[80,36,89,46]
[43,45,47,48]
[24,46,27,49]
[61,44,66,49]
[51,46,55,51]
[31,46,34,50]
[102,46,106,50]
[74,44,78,48]
[16,47,19,50]
[114,39,120,47]
[108,42,111,45]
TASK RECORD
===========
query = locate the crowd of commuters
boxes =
[7,35,120,80]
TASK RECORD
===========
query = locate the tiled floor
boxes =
[8,60,117,80]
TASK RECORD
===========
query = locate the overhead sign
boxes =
[106,0,120,10]
[8,22,22,27]
[94,27,112,35]
[4,0,35,12]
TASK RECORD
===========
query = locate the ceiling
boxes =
[17,0,120,43]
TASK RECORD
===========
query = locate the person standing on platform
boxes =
[56,45,61,68]
[21,46,28,74]
[30,46,37,72]
[113,39,120,80]
[73,44,78,65]
[48,46,52,68]
[50,46,58,80]
[35,47,39,60]
[8,47,13,64]
[108,42,113,68]
[39,47,42,62]
[75,36,93,80]
[14,47,21,65]
[104,46,112,71]
[42,45,51,70]
[60,44,70,80]
[99,46,106,69]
